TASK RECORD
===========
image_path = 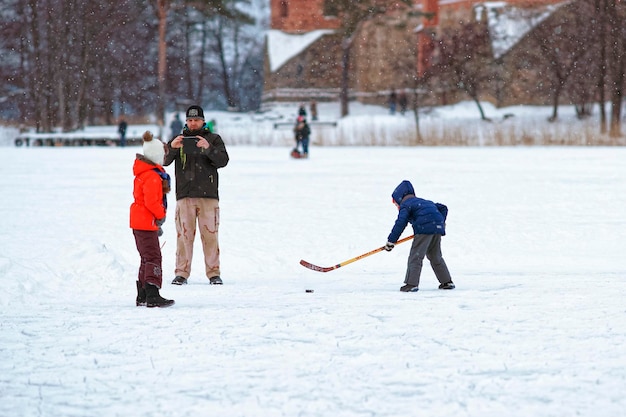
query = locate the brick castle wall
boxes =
[270,0,340,33]
[265,0,572,107]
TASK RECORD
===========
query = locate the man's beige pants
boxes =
[174,197,220,280]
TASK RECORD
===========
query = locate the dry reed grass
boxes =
[214,115,626,147]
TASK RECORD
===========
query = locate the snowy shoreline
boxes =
[2,101,624,147]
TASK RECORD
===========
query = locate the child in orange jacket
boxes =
[130,131,174,308]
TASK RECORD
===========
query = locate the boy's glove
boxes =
[384,241,395,251]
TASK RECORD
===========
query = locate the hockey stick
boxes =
[299,234,414,273]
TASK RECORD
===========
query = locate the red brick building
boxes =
[263,0,568,106]
[269,0,340,32]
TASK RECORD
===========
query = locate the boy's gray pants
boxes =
[404,234,452,287]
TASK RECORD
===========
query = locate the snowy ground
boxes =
[1,144,625,417]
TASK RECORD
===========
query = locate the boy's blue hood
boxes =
[392,180,415,205]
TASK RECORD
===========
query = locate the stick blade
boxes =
[299,259,334,273]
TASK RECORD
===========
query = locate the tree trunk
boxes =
[550,88,559,122]
[549,76,564,122]
[214,22,237,110]
[198,21,208,105]
[412,81,423,145]
[231,24,242,110]
[156,0,169,129]
[75,33,92,131]
[184,12,194,100]
[596,0,607,134]
[609,56,624,138]
[467,89,487,121]
[608,0,624,138]
[474,97,487,121]
[340,39,351,118]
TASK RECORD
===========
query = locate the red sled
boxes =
[290,149,303,159]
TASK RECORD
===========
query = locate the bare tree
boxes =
[593,0,608,133]
[0,0,262,128]
[2,0,156,131]
[606,0,625,138]
[526,1,597,122]
[433,20,493,121]
[26,0,44,131]
[0,0,29,123]
[175,0,255,110]
[155,0,170,130]
[206,5,255,110]
[324,0,412,117]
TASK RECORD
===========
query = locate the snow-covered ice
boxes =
[1,143,625,416]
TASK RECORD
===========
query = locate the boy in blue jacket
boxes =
[384,180,455,292]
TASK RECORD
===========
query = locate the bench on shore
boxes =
[273,121,337,129]
[14,124,160,147]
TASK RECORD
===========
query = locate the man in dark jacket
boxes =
[164,105,229,286]
[118,117,128,147]
[169,113,183,139]
[384,180,454,292]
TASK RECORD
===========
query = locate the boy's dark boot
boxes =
[136,281,147,306]
[438,282,456,290]
[145,284,175,308]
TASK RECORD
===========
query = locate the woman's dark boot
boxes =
[136,281,147,306]
[145,284,175,308]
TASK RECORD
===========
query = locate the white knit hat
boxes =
[142,131,165,165]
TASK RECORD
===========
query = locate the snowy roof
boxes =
[266,29,335,72]
[478,1,566,59]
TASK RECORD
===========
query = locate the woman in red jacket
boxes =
[130,131,174,308]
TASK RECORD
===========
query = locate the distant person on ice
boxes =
[398,91,408,115]
[130,131,175,308]
[384,180,455,292]
[388,90,397,115]
[169,113,183,138]
[293,115,311,158]
[118,117,128,147]
[298,103,307,118]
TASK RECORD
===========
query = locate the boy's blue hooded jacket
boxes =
[387,180,448,243]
